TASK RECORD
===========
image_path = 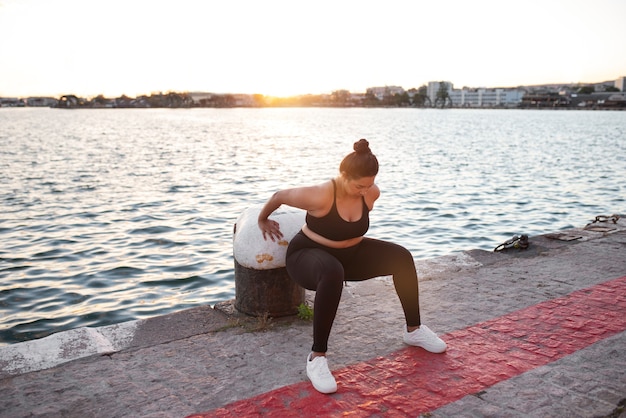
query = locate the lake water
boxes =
[1,107,624,345]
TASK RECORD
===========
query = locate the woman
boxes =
[258,139,446,394]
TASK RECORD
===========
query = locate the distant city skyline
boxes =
[1,0,625,98]
[3,76,622,102]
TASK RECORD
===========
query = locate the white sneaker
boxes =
[306,354,337,394]
[403,324,447,353]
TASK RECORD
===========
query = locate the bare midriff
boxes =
[301,224,363,249]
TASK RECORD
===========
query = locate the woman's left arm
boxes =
[366,184,381,210]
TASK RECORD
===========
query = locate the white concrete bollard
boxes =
[233,205,305,316]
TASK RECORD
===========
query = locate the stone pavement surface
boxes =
[0,218,625,417]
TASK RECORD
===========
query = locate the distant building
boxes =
[448,87,525,108]
[27,97,59,107]
[616,76,626,92]
[425,82,524,108]
[189,92,214,104]
[366,86,405,101]
[188,92,258,107]
[568,92,626,109]
[427,81,453,103]
[0,97,25,107]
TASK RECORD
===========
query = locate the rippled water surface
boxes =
[1,107,624,344]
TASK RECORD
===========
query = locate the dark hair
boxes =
[339,139,379,179]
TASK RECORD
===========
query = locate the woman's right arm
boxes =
[258,185,326,241]
[257,191,286,241]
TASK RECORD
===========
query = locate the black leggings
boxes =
[286,231,421,353]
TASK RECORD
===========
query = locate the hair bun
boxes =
[353,138,371,154]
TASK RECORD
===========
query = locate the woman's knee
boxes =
[286,249,344,290]
[379,241,414,266]
[382,243,418,280]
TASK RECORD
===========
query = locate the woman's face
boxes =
[343,175,376,197]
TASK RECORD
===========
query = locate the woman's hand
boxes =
[258,218,283,242]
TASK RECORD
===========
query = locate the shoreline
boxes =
[2,104,625,111]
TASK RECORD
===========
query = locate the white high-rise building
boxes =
[448,87,525,108]
[427,81,453,103]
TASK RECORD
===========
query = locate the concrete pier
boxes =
[0,218,624,417]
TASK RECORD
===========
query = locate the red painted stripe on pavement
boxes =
[189,275,626,417]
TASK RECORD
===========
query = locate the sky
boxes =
[1,0,626,98]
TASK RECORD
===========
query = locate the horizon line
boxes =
[2,77,624,100]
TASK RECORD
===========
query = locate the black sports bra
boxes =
[305,179,370,241]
